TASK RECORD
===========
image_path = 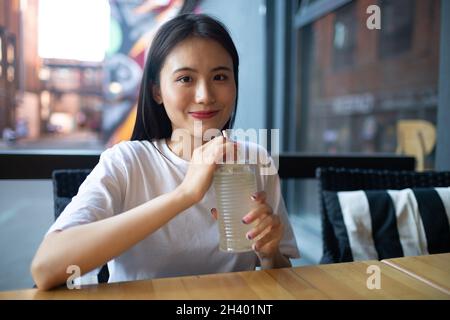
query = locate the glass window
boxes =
[333,1,356,69]
[379,0,414,58]
[295,0,440,170]
[0,0,196,151]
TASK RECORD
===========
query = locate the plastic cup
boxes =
[213,163,257,252]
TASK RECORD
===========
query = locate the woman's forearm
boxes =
[31,187,195,290]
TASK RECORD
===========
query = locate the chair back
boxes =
[52,169,92,220]
[317,167,450,263]
[52,169,109,283]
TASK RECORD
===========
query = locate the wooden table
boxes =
[381,253,450,295]
[1,256,449,300]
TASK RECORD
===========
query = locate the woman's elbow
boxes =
[30,257,58,291]
[31,231,65,290]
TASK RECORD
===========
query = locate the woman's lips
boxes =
[188,110,220,119]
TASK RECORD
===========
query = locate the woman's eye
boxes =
[214,74,228,81]
[177,76,192,83]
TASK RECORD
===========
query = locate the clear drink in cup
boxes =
[213,163,257,252]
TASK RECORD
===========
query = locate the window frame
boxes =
[436,0,450,170]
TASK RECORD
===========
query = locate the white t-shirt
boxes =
[47,139,300,284]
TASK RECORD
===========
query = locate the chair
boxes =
[52,169,109,283]
[316,167,450,264]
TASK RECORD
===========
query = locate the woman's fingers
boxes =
[200,137,236,165]
[251,191,267,203]
[223,141,238,163]
[247,214,280,241]
[253,228,281,251]
[217,141,238,163]
[242,203,273,224]
[210,208,218,220]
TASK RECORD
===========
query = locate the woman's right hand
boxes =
[178,136,237,204]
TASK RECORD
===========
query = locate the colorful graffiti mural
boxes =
[103,0,200,146]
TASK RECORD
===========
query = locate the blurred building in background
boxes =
[0,0,200,149]
[0,0,20,142]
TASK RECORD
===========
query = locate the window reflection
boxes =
[296,0,440,170]
[333,1,356,69]
[379,0,414,58]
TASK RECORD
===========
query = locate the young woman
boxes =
[31,13,300,290]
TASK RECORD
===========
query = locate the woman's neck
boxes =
[166,135,203,161]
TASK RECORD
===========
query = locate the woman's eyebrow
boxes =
[172,66,232,74]
[173,67,196,74]
[211,66,232,72]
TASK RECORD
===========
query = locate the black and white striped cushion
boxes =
[323,187,450,262]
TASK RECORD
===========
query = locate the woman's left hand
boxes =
[242,191,283,260]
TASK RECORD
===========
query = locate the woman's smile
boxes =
[188,110,220,120]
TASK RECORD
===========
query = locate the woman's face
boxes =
[153,37,236,139]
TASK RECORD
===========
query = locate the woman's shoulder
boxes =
[97,141,155,170]
[97,140,163,177]
[101,140,153,158]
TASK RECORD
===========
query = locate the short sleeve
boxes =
[255,145,301,259]
[263,171,301,259]
[46,144,127,235]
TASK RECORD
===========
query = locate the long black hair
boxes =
[130,13,239,141]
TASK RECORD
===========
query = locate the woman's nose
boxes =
[195,81,216,105]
